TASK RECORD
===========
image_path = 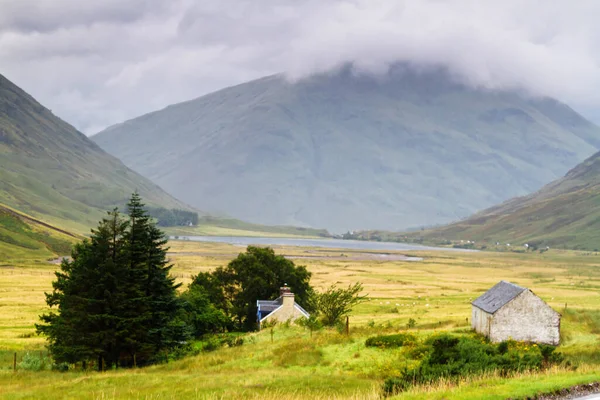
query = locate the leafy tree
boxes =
[37,194,188,369]
[179,285,230,337]
[316,283,367,326]
[189,246,313,331]
[297,314,323,337]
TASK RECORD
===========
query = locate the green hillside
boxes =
[380,151,600,250]
[0,72,191,234]
[93,66,600,232]
[0,204,77,261]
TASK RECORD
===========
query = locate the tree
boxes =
[37,194,187,369]
[38,209,129,369]
[316,283,367,326]
[189,246,313,331]
[179,285,230,337]
[121,193,186,365]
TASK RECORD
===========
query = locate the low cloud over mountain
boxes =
[2,1,600,133]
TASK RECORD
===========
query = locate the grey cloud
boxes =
[0,0,176,33]
[1,0,600,134]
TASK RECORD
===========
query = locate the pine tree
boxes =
[119,192,185,366]
[37,209,129,369]
[37,194,187,369]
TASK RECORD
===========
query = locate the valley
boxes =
[1,36,600,400]
[1,240,599,399]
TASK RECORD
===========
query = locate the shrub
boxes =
[407,318,416,329]
[224,336,244,347]
[383,334,565,396]
[202,337,222,352]
[316,283,367,326]
[18,352,47,371]
[366,333,417,349]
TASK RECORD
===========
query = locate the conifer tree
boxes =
[38,209,129,369]
[37,194,187,369]
[122,193,185,364]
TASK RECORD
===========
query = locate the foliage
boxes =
[365,333,416,349]
[316,283,367,326]
[179,285,230,337]
[18,352,48,371]
[296,315,323,337]
[383,334,567,395]
[36,193,189,369]
[407,318,417,329]
[188,246,313,331]
[147,207,198,227]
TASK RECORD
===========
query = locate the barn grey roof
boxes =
[472,281,527,314]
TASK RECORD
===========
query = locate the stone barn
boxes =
[471,280,560,345]
[257,286,310,329]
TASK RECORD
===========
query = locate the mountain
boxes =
[93,66,600,232]
[0,72,190,234]
[402,150,600,250]
[0,204,77,261]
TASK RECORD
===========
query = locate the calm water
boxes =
[171,236,476,252]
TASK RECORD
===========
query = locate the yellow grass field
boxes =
[1,240,599,399]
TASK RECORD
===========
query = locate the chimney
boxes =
[280,284,294,311]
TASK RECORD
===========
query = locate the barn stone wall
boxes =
[472,306,492,336]
[490,290,560,345]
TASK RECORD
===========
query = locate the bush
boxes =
[316,283,367,326]
[202,337,222,352]
[383,334,565,396]
[224,335,244,347]
[18,352,47,371]
[366,333,416,349]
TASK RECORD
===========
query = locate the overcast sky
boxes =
[2,0,600,134]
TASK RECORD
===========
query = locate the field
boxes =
[1,240,599,399]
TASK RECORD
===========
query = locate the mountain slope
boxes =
[93,66,600,232]
[0,204,77,260]
[0,73,190,234]
[405,150,600,250]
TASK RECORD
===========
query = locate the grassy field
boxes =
[1,241,599,399]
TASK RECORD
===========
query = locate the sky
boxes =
[2,0,600,134]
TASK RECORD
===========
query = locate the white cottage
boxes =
[256,286,310,329]
[471,281,560,345]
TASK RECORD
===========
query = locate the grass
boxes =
[1,241,599,399]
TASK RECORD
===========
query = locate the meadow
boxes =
[0,240,599,399]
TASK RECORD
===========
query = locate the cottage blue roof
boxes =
[256,295,310,322]
[257,299,282,312]
[472,280,526,314]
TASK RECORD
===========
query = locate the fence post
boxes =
[345,316,350,336]
[13,352,16,372]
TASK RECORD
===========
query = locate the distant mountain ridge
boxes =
[0,72,191,234]
[404,149,600,250]
[93,66,600,232]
